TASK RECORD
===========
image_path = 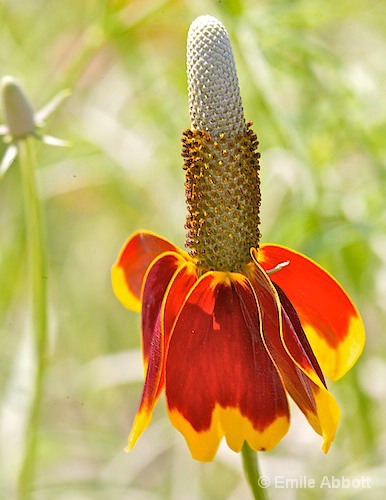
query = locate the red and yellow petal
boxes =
[126,311,162,450]
[279,320,340,453]
[112,230,189,312]
[127,261,198,451]
[274,356,340,453]
[165,272,289,462]
[155,260,198,392]
[163,261,198,340]
[246,255,340,452]
[141,252,187,364]
[248,252,326,390]
[258,244,365,380]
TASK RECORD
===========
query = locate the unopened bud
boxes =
[1,76,36,139]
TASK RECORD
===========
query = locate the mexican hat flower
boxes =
[112,15,365,462]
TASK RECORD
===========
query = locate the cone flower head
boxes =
[112,15,365,461]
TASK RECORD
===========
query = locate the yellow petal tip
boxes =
[322,438,332,454]
[126,410,153,452]
[111,264,141,312]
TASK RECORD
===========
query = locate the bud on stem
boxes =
[1,76,36,139]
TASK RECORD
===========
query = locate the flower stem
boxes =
[17,138,48,499]
[241,443,268,500]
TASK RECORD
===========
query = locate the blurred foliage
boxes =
[0,0,385,499]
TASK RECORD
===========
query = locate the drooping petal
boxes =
[274,282,327,386]
[246,256,340,452]
[127,261,197,451]
[248,251,326,390]
[165,271,289,462]
[279,307,340,453]
[126,310,162,451]
[141,252,188,364]
[163,262,198,341]
[258,244,365,380]
[111,230,189,311]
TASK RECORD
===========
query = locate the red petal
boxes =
[258,244,365,380]
[155,260,198,395]
[141,252,187,364]
[126,261,197,451]
[274,283,326,386]
[112,230,188,311]
[165,272,289,461]
[248,252,326,390]
[163,262,198,340]
[279,308,340,453]
[246,257,340,452]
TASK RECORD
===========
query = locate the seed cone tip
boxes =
[187,15,245,139]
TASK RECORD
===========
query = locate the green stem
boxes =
[17,138,48,499]
[241,443,268,500]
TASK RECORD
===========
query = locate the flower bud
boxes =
[1,76,36,139]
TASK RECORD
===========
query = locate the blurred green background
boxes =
[0,0,385,498]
